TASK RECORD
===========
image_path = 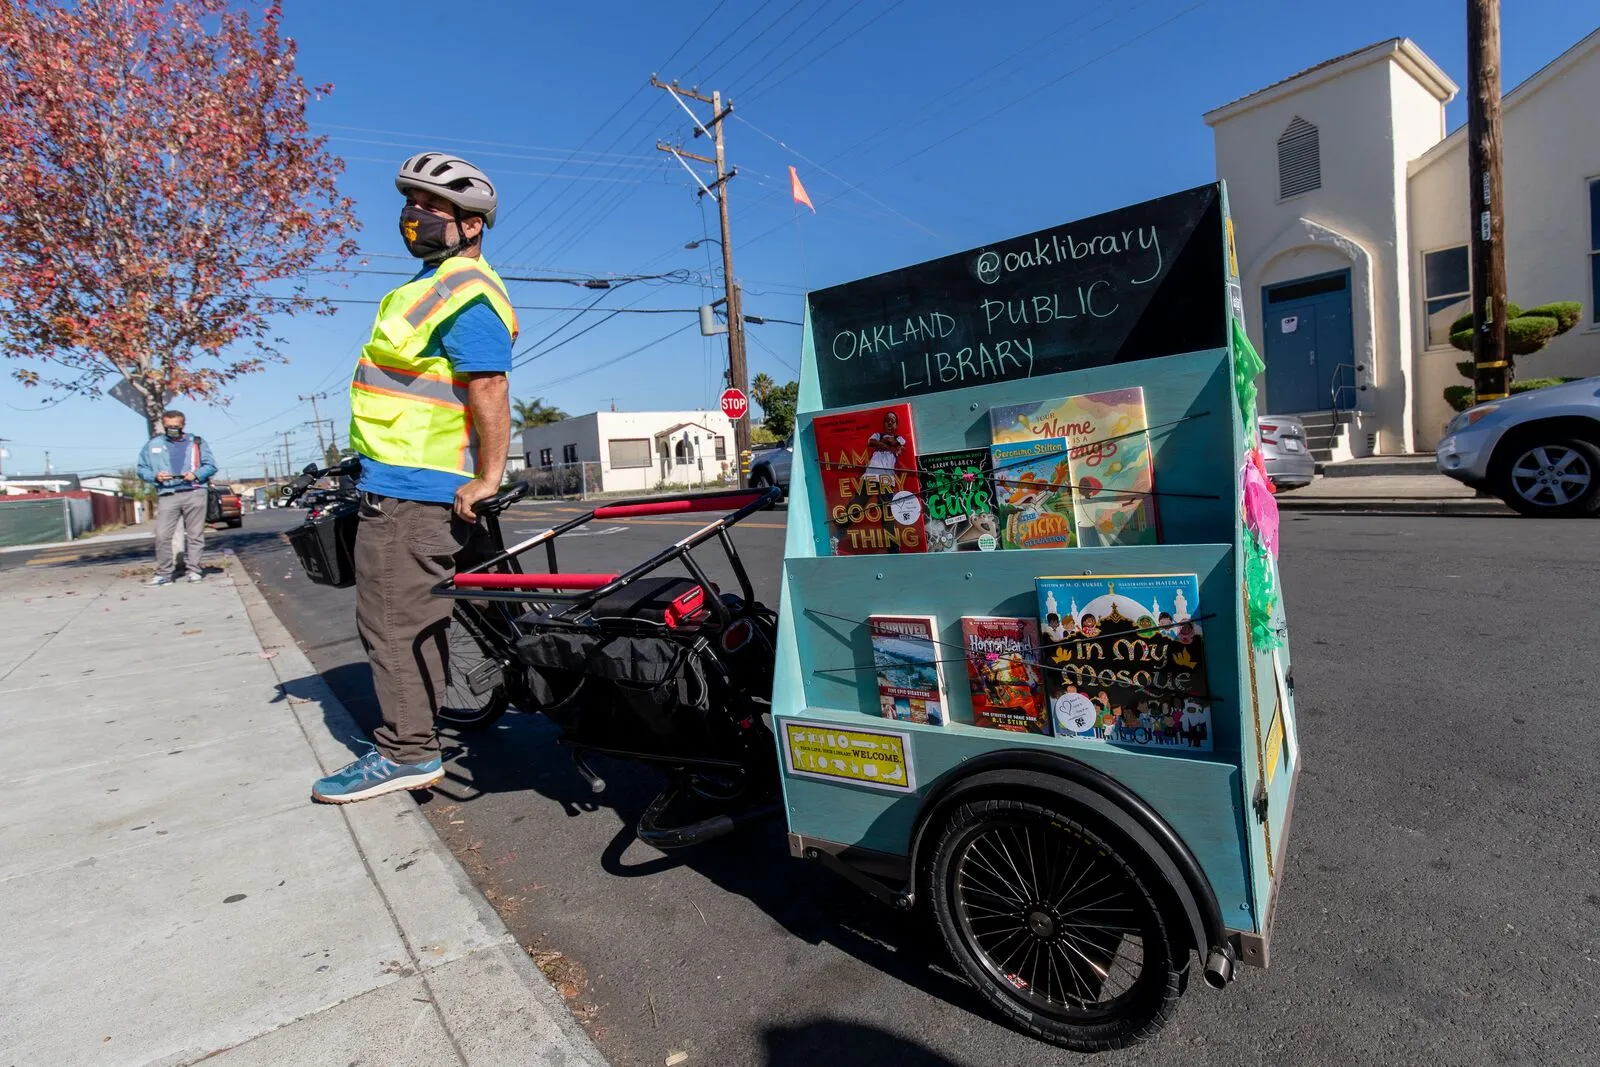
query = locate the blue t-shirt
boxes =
[357,264,513,504]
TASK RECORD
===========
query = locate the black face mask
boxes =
[399,205,460,263]
[164,427,184,440]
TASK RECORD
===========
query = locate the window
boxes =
[674,438,693,465]
[1423,246,1471,348]
[714,436,727,461]
[538,448,552,468]
[1277,117,1321,199]
[562,443,579,465]
[608,438,650,469]
[1589,177,1600,325]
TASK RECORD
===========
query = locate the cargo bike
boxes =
[291,182,1300,1052]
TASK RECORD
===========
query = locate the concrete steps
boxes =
[1322,455,1440,478]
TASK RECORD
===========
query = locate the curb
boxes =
[0,529,154,554]
[1276,497,1512,516]
[221,552,610,1067]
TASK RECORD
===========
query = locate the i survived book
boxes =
[989,437,1076,550]
[961,616,1049,734]
[869,614,947,726]
[812,403,927,555]
[989,387,1159,547]
[919,447,999,552]
[1034,574,1211,752]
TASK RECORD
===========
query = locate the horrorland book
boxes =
[869,614,947,726]
[919,447,999,552]
[989,387,1159,547]
[960,616,1049,734]
[812,403,928,556]
[989,437,1076,550]
[1035,574,1212,752]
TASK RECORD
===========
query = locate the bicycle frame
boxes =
[432,486,781,630]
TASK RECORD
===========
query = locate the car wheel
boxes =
[1492,437,1600,518]
[750,469,773,490]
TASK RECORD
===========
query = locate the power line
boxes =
[740,0,907,104]
[539,322,698,390]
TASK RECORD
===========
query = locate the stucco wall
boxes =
[1213,54,1449,452]
[1408,39,1600,445]
[522,411,734,492]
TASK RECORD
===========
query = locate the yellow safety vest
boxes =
[347,256,519,478]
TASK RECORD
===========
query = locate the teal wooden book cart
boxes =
[770,182,1301,1050]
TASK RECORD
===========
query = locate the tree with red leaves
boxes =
[0,0,358,435]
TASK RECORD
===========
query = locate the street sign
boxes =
[108,378,173,416]
[719,387,749,420]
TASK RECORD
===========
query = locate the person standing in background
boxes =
[135,410,216,585]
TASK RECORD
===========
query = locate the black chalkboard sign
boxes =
[807,184,1226,409]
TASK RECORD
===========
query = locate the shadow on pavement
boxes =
[761,1019,967,1067]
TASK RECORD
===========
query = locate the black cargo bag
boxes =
[286,508,359,588]
[205,486,224,524]
[515,628,748,763]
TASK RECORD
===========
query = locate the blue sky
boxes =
[3,0,1595,480]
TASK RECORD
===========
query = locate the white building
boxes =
[520,410,737,494]
[1205,30,1599,455]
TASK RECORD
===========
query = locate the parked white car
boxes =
[1436,378,1600,517]
[749,436,792,496]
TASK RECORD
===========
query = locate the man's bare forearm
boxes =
[465,372,510,485]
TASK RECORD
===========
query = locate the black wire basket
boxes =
[286,506,359,588]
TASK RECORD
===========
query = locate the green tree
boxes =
[750,373,799,440]
[323,443,341,468]
[1444,301,1583,411]
[118,466,154,505]
[512,396,567,430]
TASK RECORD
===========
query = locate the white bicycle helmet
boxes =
[395,151,498,228]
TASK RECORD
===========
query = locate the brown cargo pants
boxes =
[354,493,492,765]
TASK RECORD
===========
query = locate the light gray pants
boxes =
[154,490,206,578]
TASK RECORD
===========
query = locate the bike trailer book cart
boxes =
[771,182,1301,1049]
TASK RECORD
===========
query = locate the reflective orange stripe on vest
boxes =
[350,359,469,408]
[398,264,520,339]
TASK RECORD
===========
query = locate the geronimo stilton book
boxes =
[989,387,1159,547]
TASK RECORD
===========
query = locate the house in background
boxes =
[1206,30,1599,457]
[521,410,736,493]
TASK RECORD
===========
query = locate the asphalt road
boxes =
[217,503,1597,1067]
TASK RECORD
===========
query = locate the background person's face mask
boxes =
[164,425,184,440]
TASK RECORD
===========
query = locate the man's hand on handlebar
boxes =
[454,477,505,522]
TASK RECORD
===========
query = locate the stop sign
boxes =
[720,388,749,420]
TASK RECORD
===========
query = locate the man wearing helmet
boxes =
[313,152,518,803]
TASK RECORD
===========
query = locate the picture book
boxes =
[989,437,1076,550]
[989,387,1159,547]
[812,403,927,556]
[960,617,1049,734]
[869,614,947,726]
[1034,574,1211,752]
[919,447,999,552]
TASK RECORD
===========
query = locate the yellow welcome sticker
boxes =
[782,721,917,793]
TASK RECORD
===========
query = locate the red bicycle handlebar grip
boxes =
[594,491,764,519]
[453,572,619,590]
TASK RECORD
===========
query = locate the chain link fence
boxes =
[517,461,601,499]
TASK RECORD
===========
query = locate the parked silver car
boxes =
[1436,377,1600,516]
[749,436,792,495]
[1257,414,1315,491]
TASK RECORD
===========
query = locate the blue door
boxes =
[1261,270,1353,413]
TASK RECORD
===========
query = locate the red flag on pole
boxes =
[789,166,815,213]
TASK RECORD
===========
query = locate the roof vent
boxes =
[1277,117,1321,199]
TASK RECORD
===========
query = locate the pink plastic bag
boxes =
[1241,449,1280,558]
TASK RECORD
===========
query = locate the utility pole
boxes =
[278,430,294,479]
[298,393,331,454]
[259,453,272,482]
[43,451,51,475]
[0,438,8,477]
[652,75,750,486]
[1467,0,1508,402]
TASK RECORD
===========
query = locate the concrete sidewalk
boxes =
[1275,473,1514,515]
[0,554,607,1067]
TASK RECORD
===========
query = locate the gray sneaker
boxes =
[148,575,173,586]
[186,571,204,583]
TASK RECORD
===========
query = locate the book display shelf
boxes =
[771,183,1300,970]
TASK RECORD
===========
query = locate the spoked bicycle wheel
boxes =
[930,797,1183,1051]
[437,605,512,730]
